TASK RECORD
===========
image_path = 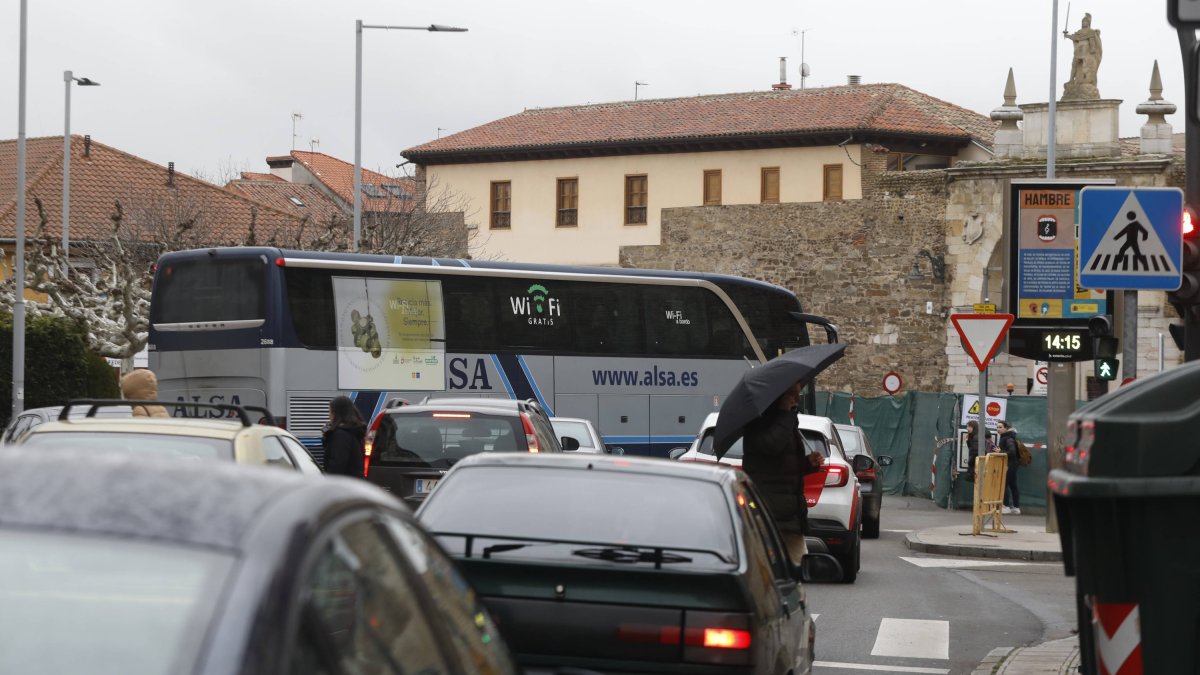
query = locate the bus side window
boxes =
[443,283,496,352]
[705,294,754,359]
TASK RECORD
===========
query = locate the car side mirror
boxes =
[795,553,843,583]
[851,454,873,472]
[560,436,581,451]
[877,455,894,467]
[668,446,689,460]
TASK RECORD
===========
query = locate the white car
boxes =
[549,417,608,454]
[675,411,863,583]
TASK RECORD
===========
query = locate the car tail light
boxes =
[682,611,752,666]
[824,464,849,487]
[521,413,540,453]
[275,257,286,267]
[433,412,471,419]
[363,413,383,477]
[855,468,876,480]
[1069,420,1095,475]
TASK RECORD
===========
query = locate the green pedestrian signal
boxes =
[1095,357,1119,381]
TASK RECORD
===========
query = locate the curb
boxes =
[972,647,1013,675]
[903,531,1064,562]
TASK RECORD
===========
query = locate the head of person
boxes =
[966,420,979,435]
[774,382,804,414]
[329,395,364,427]
[996,420,1012,434]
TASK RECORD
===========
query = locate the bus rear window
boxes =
[152,258,265,324]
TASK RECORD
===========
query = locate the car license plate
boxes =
[414,478,439,495]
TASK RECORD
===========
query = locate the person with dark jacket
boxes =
[964,420,995,482]
[322,396,366,477]
[996,420,1021,514]
[741,381,824,560]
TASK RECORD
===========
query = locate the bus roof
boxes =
[155,246,796,297]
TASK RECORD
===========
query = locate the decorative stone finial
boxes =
[990,68,1023,159]
[1003,68,1017,107]
[1137,60,1176,155]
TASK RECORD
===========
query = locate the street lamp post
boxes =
[12,0,28,417]
[62,71,100,258]
[354,21,466,251]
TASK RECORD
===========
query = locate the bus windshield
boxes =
[151,257,267,325]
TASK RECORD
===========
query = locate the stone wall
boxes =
[621,155,954,395]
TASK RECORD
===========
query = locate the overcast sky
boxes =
[1,1,1189,181]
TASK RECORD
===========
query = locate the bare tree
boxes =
[352,172,484,259]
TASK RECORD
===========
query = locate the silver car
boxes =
[549,417,608,454]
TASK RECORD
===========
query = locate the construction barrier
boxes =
[970,452,1014,535]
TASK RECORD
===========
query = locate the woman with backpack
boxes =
[996,420,1021,514]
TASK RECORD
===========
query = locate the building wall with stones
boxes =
[622,149,955,394]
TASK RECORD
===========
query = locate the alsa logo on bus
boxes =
[448,357,493,390]
[173,395,244,418]
[510,284,561,326]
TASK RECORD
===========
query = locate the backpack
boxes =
[1016,439,1032,466]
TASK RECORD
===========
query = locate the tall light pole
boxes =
[12,0,29,417]
[354,21,467,252]
[62,71,100,258]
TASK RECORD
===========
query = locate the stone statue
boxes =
[1063,13,1102,101]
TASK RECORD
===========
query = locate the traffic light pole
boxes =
[1124,290,1138,378]
[1179,27,1200,361]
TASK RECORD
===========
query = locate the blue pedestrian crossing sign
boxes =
[1079,186,1184,290]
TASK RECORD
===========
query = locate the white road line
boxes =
[881,528,912,533]
[899,556,1034,569]
[814,661,949,674]
[812,613,819,621]
[871,618,950,660]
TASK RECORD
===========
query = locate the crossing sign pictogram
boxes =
[1079,186,1184,290]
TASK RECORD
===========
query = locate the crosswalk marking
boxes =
[882,528,913,533]
[871,618,950,660]
[814,662,949,674]
[899,556,1033,569]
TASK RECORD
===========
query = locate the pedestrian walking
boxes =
[964,419,995,482]
[120,369,168,417]
[322,395,366,477]
[996,420,1021,514]
[741,381,824,561]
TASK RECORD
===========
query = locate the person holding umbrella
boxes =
[713,343,847,561]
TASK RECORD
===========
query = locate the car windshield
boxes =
[549,420,596,449]
[17,432,232,461]
[374,412,527,469]
[0,529,232,675]
[421,466,737,569]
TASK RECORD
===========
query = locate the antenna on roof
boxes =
[437,127,447,139]
[635,81,648,100]
[309,137,320,153]
[792,28,811,89]
[291,112,303,150]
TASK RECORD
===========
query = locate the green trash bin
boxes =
[1050,360,1200,675]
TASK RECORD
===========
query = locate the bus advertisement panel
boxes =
[332,277,446,390]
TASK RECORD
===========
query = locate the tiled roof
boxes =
[1,136,314,246]
[405,83,996,161]
[289,150,417,213]
[225,179,345,227]
[239,171,285,182]
[1119,133,1186,157]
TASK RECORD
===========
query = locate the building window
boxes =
[703,170,722,206]
[823,164,843,201]
[361,183,385,198]
[625,175,647,225]
[556,178,578,227]
[288,196,306,207]
[761,167,780,204]
[490,181,511,229]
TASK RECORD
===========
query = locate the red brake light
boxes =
[521,413,540,453]
[433,412,472,419]
[275,257,286,266]
[1185,209,1195,236]
[702,628,752,649]
[363,413,384,477]
[736,494,747,507]
[855,468,876,480]
[824,464,849,487]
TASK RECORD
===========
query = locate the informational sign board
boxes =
[1079,186,1183,291]
[961,394,1008,430]
[973,303,997,314]
[333,277,446,390]
[1031,361,1049,396]
[1006,180,1115,362]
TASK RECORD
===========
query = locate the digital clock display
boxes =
[1041,332,1084,352]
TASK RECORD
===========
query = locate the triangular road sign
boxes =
[951,313,1014,371]
[1083,191,1179,276]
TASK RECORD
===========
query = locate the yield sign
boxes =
[951,313,1014,371]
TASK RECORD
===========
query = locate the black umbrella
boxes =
[712,343,847,458]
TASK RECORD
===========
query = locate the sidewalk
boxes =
[904,515,1080,674]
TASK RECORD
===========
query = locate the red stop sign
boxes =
[986,401,1002,417]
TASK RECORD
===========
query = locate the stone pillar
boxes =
[1137,60,1176,156]
[1020,99,1122,160]
[990,68,1023,159]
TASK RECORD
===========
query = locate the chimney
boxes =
[83,134,91,158]
[167,161,175,187]
[266,155,296,182]
[847,75,862,86]
[771,56,792,90]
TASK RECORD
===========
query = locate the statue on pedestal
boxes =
[1063,13,1102,101]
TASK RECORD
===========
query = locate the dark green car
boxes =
[417,453,841,675]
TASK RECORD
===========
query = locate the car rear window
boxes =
[0,529,232,675]
[421,466,737,569]
[18,432,232,461]
[374,412,526,469]
[799,429,830,457]
[549,420,596,449]
[838,429,866,457]
[697,431,743,459]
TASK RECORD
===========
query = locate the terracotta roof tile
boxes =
[239,171,285,182]
[289,150,417,213]
[1,136,314,246]
[225,180,345,227]
[405,83,996,160]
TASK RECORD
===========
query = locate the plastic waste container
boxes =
[1050,360,1200,675]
